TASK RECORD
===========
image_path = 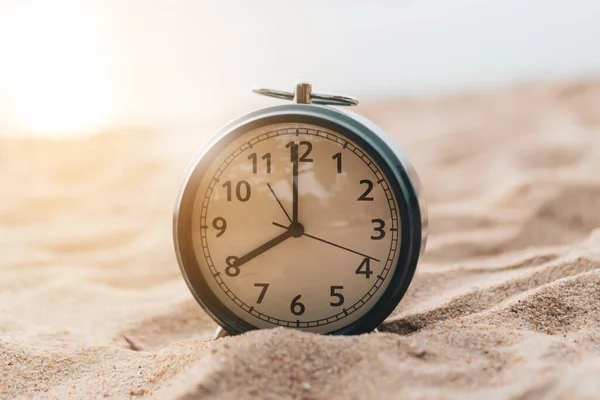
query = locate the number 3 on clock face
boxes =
[175,106,426,335]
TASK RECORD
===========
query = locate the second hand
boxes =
[272,222,380,262]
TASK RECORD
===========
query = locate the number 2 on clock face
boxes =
[192,122,401,333]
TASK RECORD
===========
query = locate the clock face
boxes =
[190,122,402,333]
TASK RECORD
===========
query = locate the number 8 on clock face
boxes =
[174,91,427,335]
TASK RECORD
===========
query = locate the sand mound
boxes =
[2,79,600,399]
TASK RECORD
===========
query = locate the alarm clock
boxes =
[173,82,427,336]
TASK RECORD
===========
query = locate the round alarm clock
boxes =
[173,82,427,336]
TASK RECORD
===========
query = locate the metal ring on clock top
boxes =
[252,86,359,107]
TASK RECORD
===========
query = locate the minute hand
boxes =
[234,229,293,268]
[272,222,380,262]
[291,142,299,223]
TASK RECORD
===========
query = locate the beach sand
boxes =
[2,79,600,399]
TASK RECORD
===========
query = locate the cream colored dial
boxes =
[191,122,401,333]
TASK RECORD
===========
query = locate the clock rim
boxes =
[173,104,426,335]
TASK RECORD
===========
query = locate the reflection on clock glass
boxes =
[191,122,401,333]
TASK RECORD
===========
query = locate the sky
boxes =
[0,0,599,136]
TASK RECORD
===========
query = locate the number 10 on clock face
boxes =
[190,122,402,333]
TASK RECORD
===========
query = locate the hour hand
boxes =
[232,228,294,269]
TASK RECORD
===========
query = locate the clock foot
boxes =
[213,326,230,340]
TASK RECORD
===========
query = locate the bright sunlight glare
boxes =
[0,2,113,138]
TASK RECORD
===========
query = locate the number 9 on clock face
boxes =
[174,106,425,335]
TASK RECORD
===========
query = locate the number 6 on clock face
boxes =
[174,102,426,335]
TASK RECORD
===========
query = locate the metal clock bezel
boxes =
[173,104,427,335]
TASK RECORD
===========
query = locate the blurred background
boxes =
[1,0,600,138]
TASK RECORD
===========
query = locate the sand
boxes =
[2,79,600,399]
